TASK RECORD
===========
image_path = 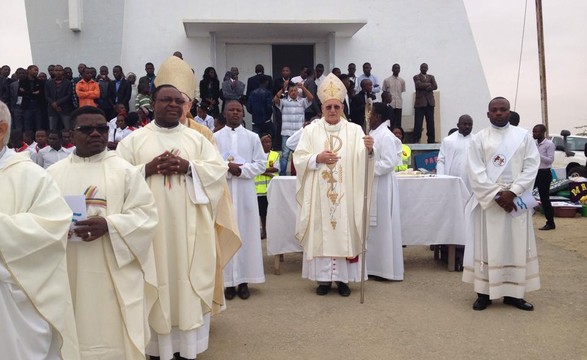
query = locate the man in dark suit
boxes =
[413,63,438,143]
[109,65,131,111]
[246,64,273,99]
[350,78,376,130]
[221,67,245,111]
[303,69,321,121]
[45,65,73,130]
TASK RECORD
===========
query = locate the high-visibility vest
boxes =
[255,150,280,195]
[395,144,411,171]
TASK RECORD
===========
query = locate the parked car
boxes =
[549,130,587,177]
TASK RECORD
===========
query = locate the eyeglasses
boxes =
[74,125,110,135]
[325,105,342,111]
[157,96,186,105]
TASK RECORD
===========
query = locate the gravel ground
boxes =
[201,214,587,360]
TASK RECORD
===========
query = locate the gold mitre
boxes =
[317,73,346,104]
[154,56,196,100]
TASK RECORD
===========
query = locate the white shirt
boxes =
[382,75,406,108]
[108,127,134,143]
[36,146,72,169]
[195,114,214,131]
[355,73,381,93]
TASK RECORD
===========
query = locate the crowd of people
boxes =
[0,52,550,360]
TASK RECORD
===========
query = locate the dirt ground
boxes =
[201,213,587,360]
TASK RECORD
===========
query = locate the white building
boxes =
[25,0,490,139]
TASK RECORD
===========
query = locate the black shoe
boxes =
[539,223,555,230]
[473,294,492,311]
[503,296,534,311]
[316,284,331,296]
[224,286,236,300]
[369,275,387,282]
[336,282,351,297]
[237,283,250,300]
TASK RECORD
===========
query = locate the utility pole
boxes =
[535,0,549,129]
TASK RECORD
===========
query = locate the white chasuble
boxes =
[294,118,374,259]
[185,119,242,314]
[366,125,404,280]
[0,149,80,360]
[117,122,227,359]
[48,150,158,360]
[214,125,267,286]
[294,118,373,283]
[462,125,540,300]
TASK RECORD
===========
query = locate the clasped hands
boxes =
[495,190,517,213]
[72,216,108,242]
[146,151,190,177]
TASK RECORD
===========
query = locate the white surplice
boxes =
[436,131,472,190]
[462,125,541,300]
[0,147,80,360]
[366,125,404,280]
[117,122,227,360]
[48,150,158,360]
[294,118,374,283]
[214,125,267,286]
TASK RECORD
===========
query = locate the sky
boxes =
[3,0,587,135]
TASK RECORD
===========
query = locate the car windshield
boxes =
[567,137,587,152]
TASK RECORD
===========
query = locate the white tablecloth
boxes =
[266,175,471,255]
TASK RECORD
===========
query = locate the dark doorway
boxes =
[272,44,314,82]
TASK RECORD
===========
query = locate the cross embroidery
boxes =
[325,81,340,97]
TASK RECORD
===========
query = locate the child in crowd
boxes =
[108,111,133,150]
[254,133,280,239]
[135,82,152,112]
[273,81,313,175]
[195,103,215,131]
[62,130,75,149]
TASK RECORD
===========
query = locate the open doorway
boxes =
[271,44,314,81]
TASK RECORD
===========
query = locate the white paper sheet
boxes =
[64,195,87,242]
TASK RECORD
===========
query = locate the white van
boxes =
[549,131,587,177]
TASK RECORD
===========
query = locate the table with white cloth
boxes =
[266,175,471,272]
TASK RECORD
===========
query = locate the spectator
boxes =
[274,81,313,175]
[199,67,221,116]
[255,133,280,239]
[138,62,156,93]
[246,64,272,98]
[36,130,72,168]
[350,78,376,129]
[20,65,45,131]
[246,76,274,137]
[391,126,411,171]
[109,65,131,111]
[413,63,438,143]
[194,103,215,131]
[355,62,381,95]
[75,67,100,108]
[45,64,73,130]
[221,67,245,110]
[382,64,406,129]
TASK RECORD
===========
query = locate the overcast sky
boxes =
[3,0,586,134]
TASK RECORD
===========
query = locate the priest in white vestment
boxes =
[366,103,404,281]
[436,114,473,191]
[214,100,267,300]
[48,106,159,360]
[117,85,228,360]
[155,56,242,314]
[462,97,540,311]
[294,73,375,297]
[0,101,80,360]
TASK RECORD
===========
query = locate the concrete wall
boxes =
[25,0,125,74]
[26,0,490,137]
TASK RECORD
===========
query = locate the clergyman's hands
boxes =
[145,151,190,177]
[73,216,108,242]
[495,191,517,213]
